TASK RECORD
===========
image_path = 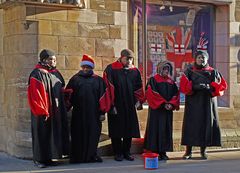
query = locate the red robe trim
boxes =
[103,71,115,108]
[192,65,214,72]
[134,87,145,104]
[146,85,167,110]
[28,77,49,116]
[168,93,180,110]
[152,74,180,110]
[99,87,111,113]
[154,74,174,84]
[104,61,143,109]
[210,77,228,97]
[180,73,193,95]
[35,64,58,73]
[111,60,138,70]
[111,61,123,69]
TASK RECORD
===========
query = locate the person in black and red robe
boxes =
[28,49,69,168]
[180,50,227,160]
[65,55,110,163]
[103,49,145,161]
[144,61,179,160]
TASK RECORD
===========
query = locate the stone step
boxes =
[98,128,240,156]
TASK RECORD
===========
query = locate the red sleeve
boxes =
[210,76,227,97]
[103,69,115,109]
[134,87,145,104]
[99,79,111,113]
[180,74,193,95]
[27,77,49,116]
[168,91,180,110]
[146,85,166,110]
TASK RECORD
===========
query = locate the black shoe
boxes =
[200,146,208,160]
[33,161,47,168]
[114,154,123,161]
[159,154,169,160]
[183,146,192,160]
[123,153,134,161]
[62,155,69,159]
[183,153,192,160]
[46,160,58,166]
[90,155,103,163]
[201,152,208,160]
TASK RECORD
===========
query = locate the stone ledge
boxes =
[98,128,240,156]
[4,129,240,159]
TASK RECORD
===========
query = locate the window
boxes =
[131,0,214,102]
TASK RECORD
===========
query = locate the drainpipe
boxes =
[142,0,147,87]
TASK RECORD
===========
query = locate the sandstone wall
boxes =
[0,0,129,158]
[0,4,37,158]
[0,0,240,158]
[0,8,5,152]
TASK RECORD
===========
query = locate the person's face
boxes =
[162,66,169,77]
[120,56,133,68]
[45,56,57,68]
[81,65,92,73]
[196,54,208,67]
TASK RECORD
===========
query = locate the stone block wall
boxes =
[0,4,37,158]
[0,9,5,152]
[216,5,230,107]
[23,0,128,80]
[0,0,129,158]
[1,0,240,158]
[229,0,240,109]
[229,0,240,135]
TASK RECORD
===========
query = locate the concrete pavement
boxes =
[0,149,240,173]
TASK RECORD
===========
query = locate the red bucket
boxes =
[142,153,159,170]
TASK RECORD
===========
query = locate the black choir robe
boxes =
[103,61,145,138]
[28,64,69,163]
[66,71,109,163]
[180,65,227,147]
[144,74,179,153]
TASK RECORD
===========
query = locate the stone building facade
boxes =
[0,0,240,158]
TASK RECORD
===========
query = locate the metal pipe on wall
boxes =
[142,0,147,87]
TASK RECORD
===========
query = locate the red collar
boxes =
[35,64,58,73]
[192,65,214,72]
[111,61,137,70]
[154,74,174,84]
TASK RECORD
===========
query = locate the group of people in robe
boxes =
[27,48,227,168]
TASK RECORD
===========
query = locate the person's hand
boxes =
[108,106,117,115]
[135,101,143,110]
[44,115,50,121]
[99,114,106,122]
[205,84,211,90]
[193,83,209,90]
[164,103,173,110]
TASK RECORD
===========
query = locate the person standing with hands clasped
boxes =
[103,49,145,161]
[180,50,227,160]
[144,61,180,160]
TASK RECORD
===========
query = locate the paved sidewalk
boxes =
[0,149,240,173]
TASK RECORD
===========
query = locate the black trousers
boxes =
[111,138,132,155]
